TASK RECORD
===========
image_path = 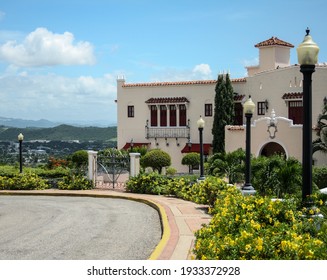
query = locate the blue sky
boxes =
[0,0,326,126]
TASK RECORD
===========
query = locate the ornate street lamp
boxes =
[197,116,205,180]
[242,96,256,195]
[297,28,319,207]
[18,133,24,173]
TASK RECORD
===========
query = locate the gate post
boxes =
[129,153,140,177]
[87,150,98,186]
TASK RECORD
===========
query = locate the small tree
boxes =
[142,149,171,173]
[182,152,200,174]
[71,150,88,168]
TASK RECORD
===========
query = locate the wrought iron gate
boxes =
[96,149,130,190]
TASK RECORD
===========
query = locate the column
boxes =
[87,150,98,186]
[130,152,141,177]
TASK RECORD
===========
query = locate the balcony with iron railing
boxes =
[145,120,190,139]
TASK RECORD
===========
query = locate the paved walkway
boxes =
[0,189,212,260]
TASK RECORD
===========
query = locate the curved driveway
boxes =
[0,195,162,260]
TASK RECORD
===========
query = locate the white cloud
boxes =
[192,63,212,78]
[0,72,117,124]
[149,63,213,81]
[0,27,96,67]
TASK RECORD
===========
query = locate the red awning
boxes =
[122,142,150,150]
[181,143,211,155]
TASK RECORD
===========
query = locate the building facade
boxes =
[116,36,327,173]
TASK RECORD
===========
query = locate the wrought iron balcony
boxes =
[145,126,190,139]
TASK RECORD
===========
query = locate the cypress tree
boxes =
[225,73,235,125]
[212,73,235,154]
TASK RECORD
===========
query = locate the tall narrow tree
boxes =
[225,73,235,124]
[212,73,235,154]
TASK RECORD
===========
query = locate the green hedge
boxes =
[0,165,69,178]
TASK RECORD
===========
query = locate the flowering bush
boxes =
[126,172,171,195]
[172,177,228,206]
[58,174,93,190]
[0,172,49,190]
[194,185,327,260]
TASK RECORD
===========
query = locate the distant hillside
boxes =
[0,125,117,142]
[0,116,59,128]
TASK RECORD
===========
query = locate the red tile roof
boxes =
[282,92,303,99]
[145,97,189,104]
[255,37,294,48]
[122,78,246,88]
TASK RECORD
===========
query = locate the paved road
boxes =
[0,195,162,260]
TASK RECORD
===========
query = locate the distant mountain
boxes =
[0,116,59,128]
[0,116,115,129]
[0,124,117,142]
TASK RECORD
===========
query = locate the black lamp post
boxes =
[18,133,24,173]
[197,116,205,180]
[242,96,256,195]
[297,28,319,206]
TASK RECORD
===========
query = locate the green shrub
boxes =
[126,172,170,195]
[194,186,327,260]
[313,166,327,190]
[0,172,49,190]
[207,149,245,184]
[251,155,302,198]
[181,153,200,173]
[70,150,88,168]
[142,149,171,173]
[58,174,93,190]
[178,176,228,206]
[166,166,177,176]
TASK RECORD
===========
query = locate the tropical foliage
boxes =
[207,148,245,184]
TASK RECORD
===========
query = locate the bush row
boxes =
[126,172,228,206]
[0,173,49,190]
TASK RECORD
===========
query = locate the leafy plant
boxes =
[142,149,171,173]
[58,174,93,190]
[181,152,200,174]
[207,148,245,184]
[0,172,49,190]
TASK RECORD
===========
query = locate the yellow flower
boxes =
[255,238,263,251]
[245,244,251,251]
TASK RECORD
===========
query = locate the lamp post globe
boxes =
[297,28,319,207]
[242,96,256,195]
[197,116,205,181]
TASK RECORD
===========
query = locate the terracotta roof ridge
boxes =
[255,36,294,48]
[122,78,246,87]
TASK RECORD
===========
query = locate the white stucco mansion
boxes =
[116,36,327,173]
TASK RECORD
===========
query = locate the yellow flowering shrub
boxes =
[0,172,49,190]
[194,185,327,260]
